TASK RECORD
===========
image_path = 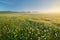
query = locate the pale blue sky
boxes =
[0,0,60,13]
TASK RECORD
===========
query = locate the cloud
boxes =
[0,1,12,5]
[0,0,17,5]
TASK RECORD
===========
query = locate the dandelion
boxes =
[38,37,40,40]
[55,33,57,37]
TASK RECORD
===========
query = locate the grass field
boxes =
[0,13,60,40]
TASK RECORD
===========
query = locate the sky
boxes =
[0,0,60,13]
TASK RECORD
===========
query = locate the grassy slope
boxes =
[0,14,60,40]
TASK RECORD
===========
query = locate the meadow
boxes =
[0,14,60,40]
